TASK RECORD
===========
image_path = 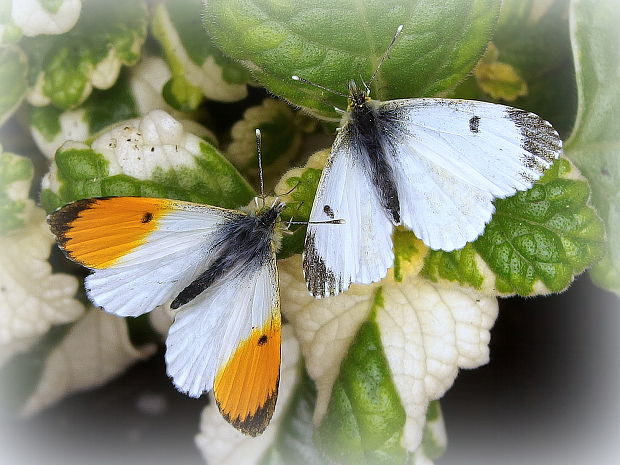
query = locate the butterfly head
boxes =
[347,80,370,110]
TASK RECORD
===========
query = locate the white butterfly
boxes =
[48,130,287,436]
[301,53,562,298]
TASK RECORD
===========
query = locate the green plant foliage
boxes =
[21,0,148,109]
[152,0,251,110]
[0,150,34,234]
[565,0,620,294]
[0,45,27,125]
[317,291,407,465]
[204,0,500,119]
[40,116,255,212]
[258,370,326,465]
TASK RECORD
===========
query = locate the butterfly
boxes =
[299,26,563,298]
[48,130,287,436]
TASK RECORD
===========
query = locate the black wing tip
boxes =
[218,382,279,437]
[302,234,343,298]
[506,108,563,163]
[47,198,99,244]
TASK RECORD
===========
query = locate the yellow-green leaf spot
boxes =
[21,0,149,109]
[279,255,498,454]
[40,110,254,212]
[152,0,250,110]
[10,0,81,36]
[204,0,501,119]
[392,229,428,282]
[565,0,620,294]
[228,98,316,190]
[0,45,27,126]
[474,43,528,101]
[196,326,301,465]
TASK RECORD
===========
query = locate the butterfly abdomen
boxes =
[350,102,401,224]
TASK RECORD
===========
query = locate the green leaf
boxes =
[29,70,139,153]
[152,0,251,109]
[274,149,326,257]
[21,0,148,109]
[564,0,620,294]
[40,111,255,212]
[423,158,606,295]
[204,0,501,119]
[317,289,407,465]
[0,45,27,125]
[0,149,34,234]
[258,370,327,465]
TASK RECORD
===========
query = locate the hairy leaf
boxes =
[204,0,500,119]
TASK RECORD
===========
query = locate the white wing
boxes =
[377,98,562,251]
[165,254,281,435]
[303,130,394,298]
[49,197,241,317]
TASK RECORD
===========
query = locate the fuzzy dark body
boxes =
[171,203,283,309]
[347,94,401,224]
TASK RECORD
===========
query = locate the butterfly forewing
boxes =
[48,197,243,317]
[303,127,394,298]
[376,98,561,251]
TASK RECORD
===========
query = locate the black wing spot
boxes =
[258,335,268,345]
[323,205,335,219]
[142,212,153,223]
[469,115,480,133]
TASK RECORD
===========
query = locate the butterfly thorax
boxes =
[170,200,285,310]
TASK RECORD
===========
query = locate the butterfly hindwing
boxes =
[165,250,281,436]
[303,128,394,298]
[376,98,562,251]
[48,196,242,317]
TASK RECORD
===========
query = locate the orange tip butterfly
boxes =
[48,130,287,436]
[297,25,563,298]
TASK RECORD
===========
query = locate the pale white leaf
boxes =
[279,255,498,452]
[21,309,156,416]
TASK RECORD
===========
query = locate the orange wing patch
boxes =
[48,197,172,269]
[214,316,281,436]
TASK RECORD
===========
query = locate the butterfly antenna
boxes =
[288,219,344,225]
[291,75,348,98]
[276,179,301,197]
[368,24,404,87]
[255,128,265,203]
